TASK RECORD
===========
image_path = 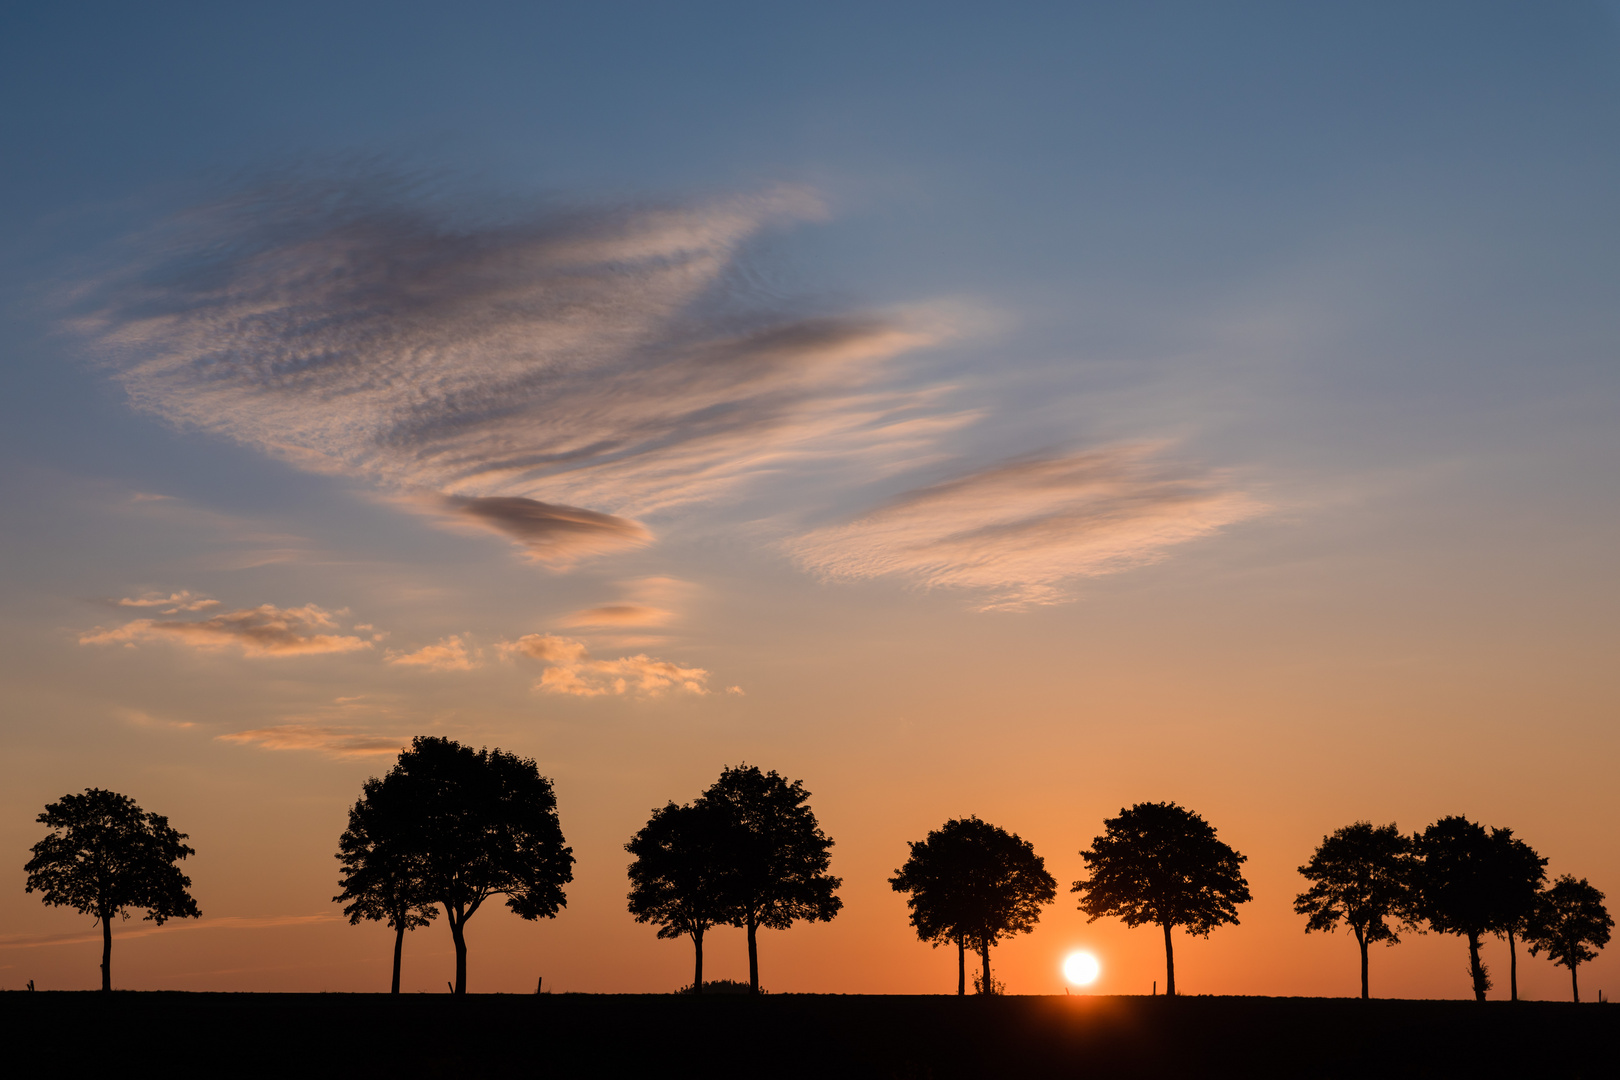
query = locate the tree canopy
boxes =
[701,765,841,994]
[383,736,574,994]
[1294,821,1417,999]
[1073,801,1250,996]
[1412,815,1532,1002]
[890,816,1055,995]
[335,771,439,993]
[24,788,200,991]
[626,799,733,993]
[1525,875,1613,1003]
[1483,826,1547,1002]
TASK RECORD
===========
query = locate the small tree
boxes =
[1073,801,1250,996]
[626,800,732,994]
[1294,821,1418,999]
[702,765,841,994]
[1413,815,1515,1002]
[1484,827,1546,1002]
[24,789,200,991]
[1524,875,1612,1003]
[335,772,439,993]
[891,816,1055,995]
[387,736,574,994]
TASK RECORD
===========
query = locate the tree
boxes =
[385,736,574,994]
[1073,801,1250,996]
[1524,875,1612,1003]
[702,765,841,994]
[1484,827,1547,1002]
[626,799,732,993]
[890,816,1055,995]
[24,789,200,991]
[1294,821,1418,999]
[335,771,439,993]
[1412,815,1501,1001]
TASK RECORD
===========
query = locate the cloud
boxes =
[414,494,651,568]
[789,445,1262,609]
[217,724,404,757]
[74,177,956,565]
[560,603,674,628]
[500,633,712,697]
[115,590,219,613]
[79,603,373,657]
[385,635,478,671]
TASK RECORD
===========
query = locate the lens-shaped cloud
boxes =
[789,446,1262,609]
[500,633,712,697]
[75,179,950,556]
[79,603,373,657]
[217,725,404,756]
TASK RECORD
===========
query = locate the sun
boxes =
[1063,950,1100,986]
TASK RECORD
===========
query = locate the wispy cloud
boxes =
[80,603,373,657]
[115,590,219,613]
[500,633,712,697]
[560,603,675,628]
[74,178,955,568]
[0,913,342,951]
[789,445,1262,609]
[385,634,478,671]
[217,724,404,756]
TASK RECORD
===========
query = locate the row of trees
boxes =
[1297,818,1614,1003]
[21,754,1611,1000]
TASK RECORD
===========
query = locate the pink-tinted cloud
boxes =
[559,603,674,628]
[418,494,652,568]
[385,635,478,671]
[115,590,219,613]
[789,445,1262,609]
[217,724,404,757]
[500,633,712,697]
[80,604,372,657]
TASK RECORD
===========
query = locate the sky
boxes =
[2,1,1618,999]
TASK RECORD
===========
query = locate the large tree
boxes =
[1412,815,1529,1002]
[626,799,732,993]
[1524,875,1612,1003]
[24,788,200,991]
[891,816,1055,995]
[702,765,842,994]
[334,771,439,993]
[1073,801,1250,996]
[1484,827,1547,1003]
[1294,821,1418,999]
[386,736,574,994]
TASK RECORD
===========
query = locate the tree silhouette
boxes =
[626,799,732,994]
[1484,827,1546,1002]
[1524,875,1612,1003]
[1073,801,1250,996]
[702,765,841,994]
[385,736,574,994]
[1294,821,1418,999]
[891,816,1055,995]
[24,789,200,991]
[335,771,438,993]
[1412,815,1501,1001]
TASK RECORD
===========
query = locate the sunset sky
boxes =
[3,2,1618,1000]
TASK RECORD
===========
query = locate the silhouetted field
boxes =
[2,992,1613,1078]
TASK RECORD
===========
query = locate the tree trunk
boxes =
[1466,932,1487,1002]
[1508,928,1518,1002]
[979,936,991,995]
[956,936,965,997]
[746,915,759,995]
[1357,927,1369,1000]
[450,916,468,995]
[100,911,112,993]
[1162,922,1176,997]
[1571,963,1580,1004]
[692,927,704,993]
[391,922,405,994]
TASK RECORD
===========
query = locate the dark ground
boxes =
[1,992,1614,1078]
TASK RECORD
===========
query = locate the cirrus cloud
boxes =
[789,445,1262,609]
[79,603,372,657]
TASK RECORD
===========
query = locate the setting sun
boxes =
[1063,951,1101,986]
